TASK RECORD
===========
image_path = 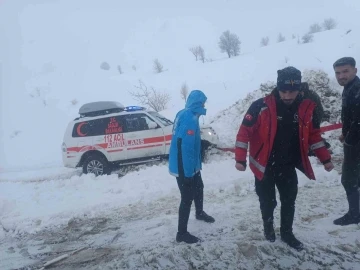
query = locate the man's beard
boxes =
[281,99,294,106]
[337,79,347,86]
[338,75,356,86]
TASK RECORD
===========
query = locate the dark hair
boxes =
[333,57,356,68]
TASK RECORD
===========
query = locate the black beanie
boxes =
[277,66,302,91]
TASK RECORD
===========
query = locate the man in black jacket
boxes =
[333,57,360,225]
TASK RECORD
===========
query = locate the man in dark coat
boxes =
[333,57,360,225]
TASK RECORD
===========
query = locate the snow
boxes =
[1,157,359,269]
[1,0,360,269]
[1,0,360,170]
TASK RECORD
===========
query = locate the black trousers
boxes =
[176,172,204,233]
[341,143,360,194]
[341,142,360,216]
[255,165,298,233]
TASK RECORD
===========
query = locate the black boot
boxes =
[196,211,215,223]
[333,190,360,226]
[176,232,200,244]
[333,213,360,225]
[280,231,304,251]
[263,219,276,242]
[280,202,303,250]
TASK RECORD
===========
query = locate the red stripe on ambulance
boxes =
[128,143,163,150]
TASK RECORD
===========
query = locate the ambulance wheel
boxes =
[83,154,111,176]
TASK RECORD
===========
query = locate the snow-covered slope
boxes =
[1,0,360,170]
[1,1,360,268]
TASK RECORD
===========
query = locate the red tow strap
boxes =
[320,123,343,133]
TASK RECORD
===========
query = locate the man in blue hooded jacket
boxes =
[169,90,215,244]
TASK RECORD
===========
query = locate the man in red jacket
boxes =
[235,66,334,251]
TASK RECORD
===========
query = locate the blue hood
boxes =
[185,90,207,115]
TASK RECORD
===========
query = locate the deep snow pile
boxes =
[210,72,343,148]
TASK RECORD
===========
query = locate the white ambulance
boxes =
[62,101,219,176]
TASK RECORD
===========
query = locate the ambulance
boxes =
[62,101,219,176]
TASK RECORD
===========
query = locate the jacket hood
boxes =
[185,90,207,115]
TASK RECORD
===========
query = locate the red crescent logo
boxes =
[77,122,88,136]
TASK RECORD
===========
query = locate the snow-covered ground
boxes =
[1,0,360,269]
[1,153,360,269]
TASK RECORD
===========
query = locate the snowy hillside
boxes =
[1,0,360,170]
[1,0,360,269]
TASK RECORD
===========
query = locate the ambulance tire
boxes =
[83,154,111,176]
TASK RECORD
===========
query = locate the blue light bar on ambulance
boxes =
[124,106,146,111]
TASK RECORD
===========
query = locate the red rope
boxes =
[320,123,342,133]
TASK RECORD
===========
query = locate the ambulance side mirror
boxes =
[148,122,158,129]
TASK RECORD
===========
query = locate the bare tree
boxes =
[71,99,78,105]
[100,61,110,70]
[277,33,286,43]
[10,130,21,139]
[129,80,170,112]
[303,69,342,122]
[132,65,137,71]
[189,46,200,61]
[218,30,241,58]
[303,69,331,94]
[153,59,164,73]
[117,65,123,74]
[180,82,189,102]
[309,23,322,34]
[302,33,314,43]
[198,46,205,63]
[189,46,205,63]
[292,34,296,39]
[29,86,49,106]
[259,81,276,95]
[260,36,270,47]
[323,18,337,30]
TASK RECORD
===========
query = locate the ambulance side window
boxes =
[90,118,107,136]
[72,118,105,137]
[72,116,125,137]
[123,114,155,132]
